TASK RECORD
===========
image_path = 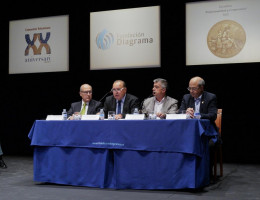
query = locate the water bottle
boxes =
[133,108,139,115]
[194,111,201,119]
[62,109,67,120]
[99,109,105,120]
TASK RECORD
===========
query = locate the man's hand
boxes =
[115,114,123,120]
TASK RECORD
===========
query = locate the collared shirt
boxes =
[116,95,126,114]
[81,100,89,115]
[194,95,202,113]
[154,97,165,114]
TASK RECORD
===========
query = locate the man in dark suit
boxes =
[67,84,102,119]
[178,76,218,180]
[103,80,140,119]
[178,76,217,123]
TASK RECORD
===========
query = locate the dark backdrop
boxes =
[1,0,259,163]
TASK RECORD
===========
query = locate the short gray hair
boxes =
[153,78,168,89]
[198,79,205,87]
[80,84,92,91]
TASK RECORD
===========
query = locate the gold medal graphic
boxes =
[207,20,246,58]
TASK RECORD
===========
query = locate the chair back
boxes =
[215,109,222,136]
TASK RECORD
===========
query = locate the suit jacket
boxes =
[67,99,102,117]
[178,91,217,123]
[142,96,178,114]
[103,93,140,118]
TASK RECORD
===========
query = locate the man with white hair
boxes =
[142,78,178,119]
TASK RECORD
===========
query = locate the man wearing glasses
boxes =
[67,84,102,119]
[141,78,178,119]
[178,76,218,179]
[178,76,217,122]
[103,80,140,120]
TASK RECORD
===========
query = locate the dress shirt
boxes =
[194,95,202,113]
[154,97,165,114]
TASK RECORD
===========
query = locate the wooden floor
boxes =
[1,156,260,200]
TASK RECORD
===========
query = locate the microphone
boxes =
[99,90,112,102]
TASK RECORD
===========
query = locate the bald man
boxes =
[178,76,219,179]
[178,76,217,123]
[67,84,102,119]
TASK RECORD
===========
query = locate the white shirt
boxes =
[194,95,202,113]
[154,97,165,114]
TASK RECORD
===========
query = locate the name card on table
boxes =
[125,114,145,120]
[166,114,187,120]
[81,115,100,120]
[46,115,63,120]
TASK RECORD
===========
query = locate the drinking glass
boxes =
[108,111,115,120]
[73,112,81,120]
[148,111,156,120]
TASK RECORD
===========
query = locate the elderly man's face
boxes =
[112,82,126,100]
[79,85,92,102]
[188,80,203,99]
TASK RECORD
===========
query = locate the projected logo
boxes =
[96,29,114,50]
[25,32,51,56]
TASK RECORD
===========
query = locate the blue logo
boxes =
[96,29,114,50]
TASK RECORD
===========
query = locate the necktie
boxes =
[117,100,121,114]
[80,103,86,115]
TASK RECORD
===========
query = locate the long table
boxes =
[28,119,218,189]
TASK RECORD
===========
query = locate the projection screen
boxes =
[9,15,69,74]
[186,0,260,66]
[90,6,161,70]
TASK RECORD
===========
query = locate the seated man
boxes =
[178,76,217,123]
[0,143,7,169]
[67,84,102,119]
[142,78,178,119]
[103,80,140,119]
[178,76,218,179]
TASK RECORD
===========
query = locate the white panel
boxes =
[186,0,260,66]
[90,6,160,70]
[9,15,69,74]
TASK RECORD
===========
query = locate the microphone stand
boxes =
[99,90,112,102]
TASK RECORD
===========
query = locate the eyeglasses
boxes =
[187,87,199,91]
[111,88,124,92]
[80,91,92,94]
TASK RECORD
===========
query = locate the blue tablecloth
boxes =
[28,119,218,189]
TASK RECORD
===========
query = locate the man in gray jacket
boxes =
[142,78,178,119]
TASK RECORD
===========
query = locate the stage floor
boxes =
[1,155,260,200]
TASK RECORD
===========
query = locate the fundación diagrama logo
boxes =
[25,32,51,56]
[96,29,154,50]
[96,29,114,50]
